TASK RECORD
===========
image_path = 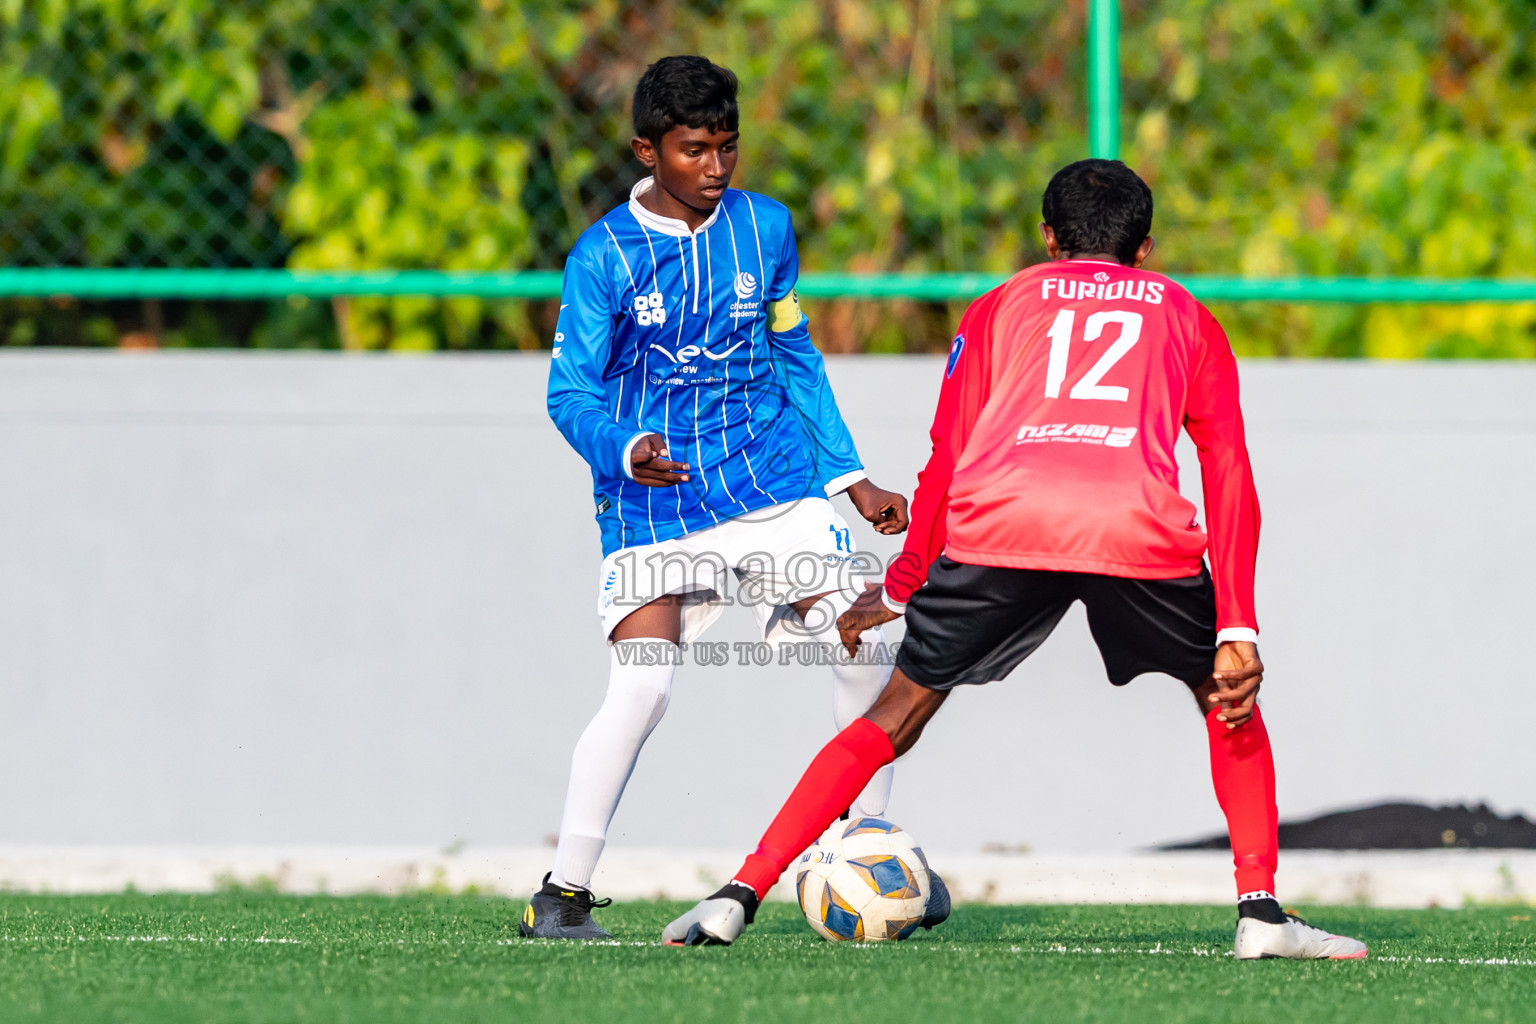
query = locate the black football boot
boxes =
[518,873,614,940]
[920,870,952,930]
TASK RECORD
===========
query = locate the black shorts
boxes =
[895,556,1218,692]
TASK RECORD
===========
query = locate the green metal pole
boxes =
[4,268,1536,303]
[1088,0,1121,160]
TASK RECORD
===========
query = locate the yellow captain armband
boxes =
[769,290,805,332]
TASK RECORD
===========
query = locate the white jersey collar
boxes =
[628,177,722,237]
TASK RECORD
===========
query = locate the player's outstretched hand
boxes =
[630,433,691,487]
[846,479,909,534]
[1207,640,1264,729]
[836,582,900,657]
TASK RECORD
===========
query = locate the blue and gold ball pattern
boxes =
[795,816,932,943]
[848,855,923,900]
[819,881,865,941]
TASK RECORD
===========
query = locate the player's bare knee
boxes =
[1189,676,1221,716]
[864,671,946,756]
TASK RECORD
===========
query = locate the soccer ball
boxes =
[795,817,931,942]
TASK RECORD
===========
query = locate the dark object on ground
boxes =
[1160,801,1536,850]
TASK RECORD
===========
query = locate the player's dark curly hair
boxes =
[1041,160,1154,265]
[632,56,739,145]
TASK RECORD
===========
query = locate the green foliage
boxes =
[1120,0,1536,357]
[3,0,1535,355]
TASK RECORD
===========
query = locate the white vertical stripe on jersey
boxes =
[709,222,741,517]
[720,209,737,451]
[637,223,665,427]
[707,212,730,511]
[642,369,655,546]
[667,236,692,530]
[636,222,663,543]
[704,227,715,349]
[692,386,719,525]
[722,203,743,284]
[612,363,627,533]
[741,194,768,431]
[614,478,627,549]
[743,193,768,296]
[605,222,639,290]
[740,446,775,504]
[743,191,768,399]
[604,221,642,379]
[641,226,660,292]
[719,204,755,440]
[707,230,728,459]
[690,233,701,314]
[646,443,656,543]
[658,377,672,540]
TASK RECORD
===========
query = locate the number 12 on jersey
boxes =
[1043,309,1143,402]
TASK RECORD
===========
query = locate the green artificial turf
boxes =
[0,893,1532,1023]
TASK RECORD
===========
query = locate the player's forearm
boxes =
[1198,448,1262,637]
[1211,538,1259,638]
[1210,565,1259,638]
[1186,348,1260,636]
[883,521,945,607]
[884,389,977,606]
[882,455,954,606]
[547,392,642,481]
[879,303,987,608]
[823,468,868,497]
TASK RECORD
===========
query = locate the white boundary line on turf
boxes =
[1020,944,1536,967]
[8,935,1534,967]
[1373,955,1536,967]
[1,935,301,944]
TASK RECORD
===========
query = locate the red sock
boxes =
[733,718,896,899]
[1206,704,1279,895]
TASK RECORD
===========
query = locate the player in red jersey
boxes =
[662,160,1367,960]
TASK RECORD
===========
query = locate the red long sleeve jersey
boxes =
[884,260,1261,635]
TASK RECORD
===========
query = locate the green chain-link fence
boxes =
[3,1,1535,354]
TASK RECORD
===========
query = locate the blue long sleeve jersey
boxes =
[548,179,866,557]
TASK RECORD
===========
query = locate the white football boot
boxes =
[1235,913,1368,960]
[661,882,759,946]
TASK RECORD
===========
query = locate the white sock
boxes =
[795,601,895,818]
[549,639,676,890]
[832,627,896,818]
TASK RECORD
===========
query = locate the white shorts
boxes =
[596,498,875,644]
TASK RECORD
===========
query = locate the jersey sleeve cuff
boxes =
[1215,627,1259,645]
[620,431,651,481]
[823,469,867,497]
[880,588,908,614]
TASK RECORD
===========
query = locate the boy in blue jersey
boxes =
[523,56,925,939]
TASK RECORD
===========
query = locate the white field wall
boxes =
[0,352,1531,862]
